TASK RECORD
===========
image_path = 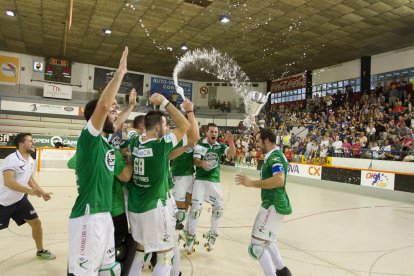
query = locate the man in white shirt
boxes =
[0,133,55,260]
[332,136,343,157]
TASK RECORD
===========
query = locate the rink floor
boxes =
[0,167,414,276]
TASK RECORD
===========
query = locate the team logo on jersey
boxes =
[132,148,153,158]
[213,145,221,149]
[204,152,219,171]
[105,149,115,171]
[78,256,89,270]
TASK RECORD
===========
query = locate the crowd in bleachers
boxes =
[217,80,414,166]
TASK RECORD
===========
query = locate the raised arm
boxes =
[169,144,192,161]
[182,99,200,145]
[91,46,128,131]
[224,131,236,159]
[149,93,190,142]
[114,88,137,131]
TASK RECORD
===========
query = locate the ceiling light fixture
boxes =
[219,15,230,23]
[180,43,188,51]
[103,28,112,35]
[6,10,16,17]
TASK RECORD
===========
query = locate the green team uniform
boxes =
[260,149,292,215]
[193,138,228,183]
[70,124,115,219]
[111,150,127,217]
[170,140,195,177]
[128,133,177,213]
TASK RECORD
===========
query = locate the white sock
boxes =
[267,242,285,270]
[152,252,173,276]
[251,238,274,276]
[170,245,180,276]
[128,251,143,276]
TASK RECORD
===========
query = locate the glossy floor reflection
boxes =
[0,167,413,276]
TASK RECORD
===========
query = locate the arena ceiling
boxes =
[0,0,414,82]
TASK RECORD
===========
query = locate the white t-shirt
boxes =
[332,141,343,153]
[0,150,35,206]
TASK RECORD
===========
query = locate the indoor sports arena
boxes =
[1,1,414,276]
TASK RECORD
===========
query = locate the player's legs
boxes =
[173,176,194,230]
[25,218,43,251]
[206,181,223,235]
[128,243,148,276]
[187,180,205,236]
[68,213,115,276]
[250,206,291,276]
[152,249,174,276]
[112,212,136,276]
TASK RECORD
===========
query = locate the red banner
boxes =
[270,75,306,93]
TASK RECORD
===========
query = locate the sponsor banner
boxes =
[321,167,360,185]
[0,55,19,84]
[270,75,306,93]
[32,135,78,147]
[395,174,414,193]
[0,133,15,146]
[43,83,73,100]
[287,163,322,179]
[150,77,192,104]
[1,100,79,116]
[361,170,395,190]
[93,67,144,95]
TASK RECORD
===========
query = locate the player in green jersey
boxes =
[128,93,190,276]
[235,128,292,276]
[185,123,236,253]
[68,47,131,276]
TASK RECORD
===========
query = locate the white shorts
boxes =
[172,175,194,202]
[251,205,284,242]
[192,180,223,207]
[68,212,115,276]
[128,199,175,253]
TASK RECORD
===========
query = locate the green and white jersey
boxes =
[111,149,127,217]
[171,138,195,177]
[128,133,178,213]
[260,148,292,215]
[70,121,115,219]
[193,138,228,183]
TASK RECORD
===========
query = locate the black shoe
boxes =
[175,221,184,230]
[276,267,292,276]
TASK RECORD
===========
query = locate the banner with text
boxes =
[150,77,192,104]
[43,83,73,100]
[361,170,395,190]
[93,67,144,95]
[270,75,306,93]
[0,100,79,116]
[288,163,322,180]
[0,55,19,84]
[33,135,78,147]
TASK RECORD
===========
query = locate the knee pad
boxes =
[248,239,268,260]
[157,250,174,266]
[136,250,153,267]
[212,207,223,219]
[98,261,121,276]
[189,205,202,220]
[176,209,186,223]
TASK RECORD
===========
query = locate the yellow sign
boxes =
[0,55,19,84]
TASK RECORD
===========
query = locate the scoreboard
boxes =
[44,58,71,83]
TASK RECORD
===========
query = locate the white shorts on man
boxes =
[172,175,194,202]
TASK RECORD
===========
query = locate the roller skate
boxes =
[184,234,199,255]
[203,231,219,252]
[178,229,188,245]
[147,252,157,271]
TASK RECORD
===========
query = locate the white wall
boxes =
[371,46,414,75]
[312,59,360,85]
[332,158,414,174]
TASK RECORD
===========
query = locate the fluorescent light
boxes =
[220,15,230,23]
[180,44,188,51]
[103,28,112,35]
[6,10,16,17]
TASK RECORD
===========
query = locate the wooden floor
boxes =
[0,167,414,276]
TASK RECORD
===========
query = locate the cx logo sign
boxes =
[308,166,321,176]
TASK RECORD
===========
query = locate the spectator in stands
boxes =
[227,101,231,112]
[352,139,361,158]
[284,147,293,162]
[304,138,313,162]
[366,122,376,143]
[378,139,391,160]
[332,136,343,157]
[342,138,352,157]
[388,84,398,107]
[310,141,319,163]
[365,141,380,159]
[359,132,368,148]
[402,144,414,162]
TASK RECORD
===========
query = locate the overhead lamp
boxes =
[103,28,112,35]
[219,15,230,23]
[180,43,188,51]
[6,10,16,17]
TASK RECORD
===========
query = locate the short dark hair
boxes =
[14,133,32,148]
[145,110,165,131]
[207,123,217,129]
[257,128,276,144]
[133,115,145,129]
[84,99,99,121]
